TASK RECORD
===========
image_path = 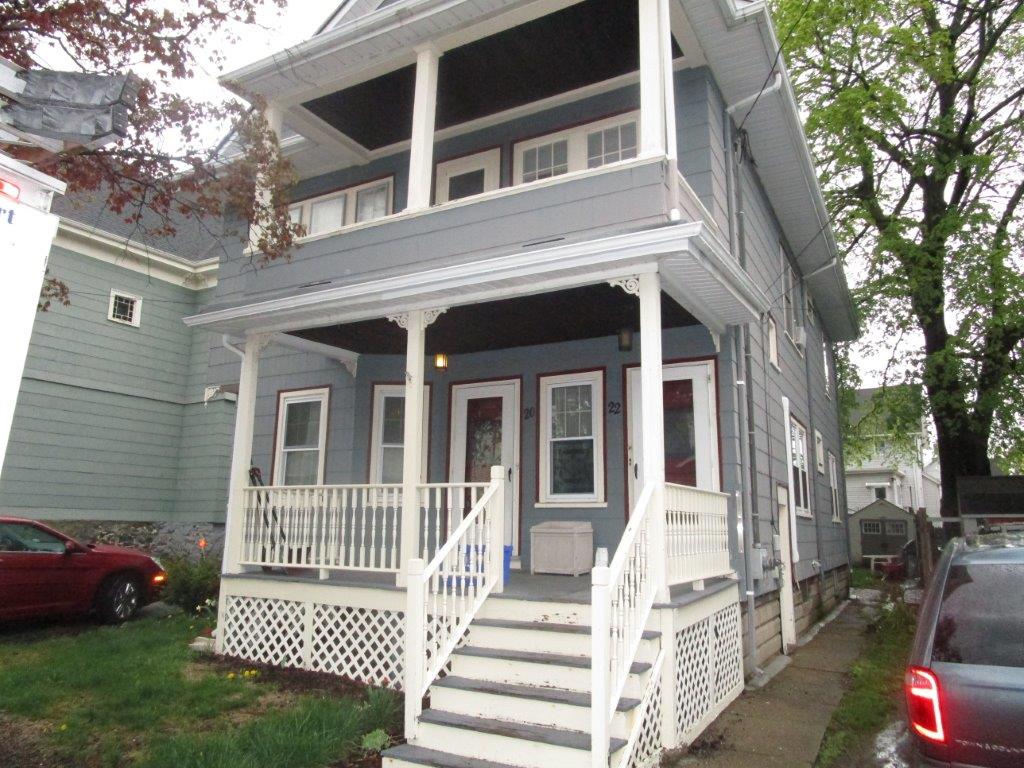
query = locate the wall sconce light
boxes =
[617,327,634,352]
[434,352,449,371]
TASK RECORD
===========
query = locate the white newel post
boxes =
[639,272,669,602]
[407,45,440,212]
[490,464,506,594]
[404,557,426,738]
[638,0,672,158]
[221,333,270,578]
[591,565,611,768]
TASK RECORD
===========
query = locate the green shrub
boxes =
[162,556,221,612]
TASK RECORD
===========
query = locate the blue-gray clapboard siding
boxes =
[201,64,850,585]
[0,249,233,523]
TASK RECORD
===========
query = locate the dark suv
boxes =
[906,533,1024,767]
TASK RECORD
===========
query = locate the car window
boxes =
[0,523,66,553]
[932,562,1024,668]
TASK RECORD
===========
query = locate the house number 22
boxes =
[607,401,622,415]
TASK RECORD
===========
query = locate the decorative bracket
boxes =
[608,276,641,296]
[388,307,448,329]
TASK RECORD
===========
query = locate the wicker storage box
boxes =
[530,521,594,576]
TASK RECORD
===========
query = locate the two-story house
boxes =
[187,1,858,765]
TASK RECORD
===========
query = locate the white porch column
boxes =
[638,272,670,601]
[249,104,284,252]
[392,308,446,585]
[639,0,674,158]
[406,45,440,212]
[221,333,271,576]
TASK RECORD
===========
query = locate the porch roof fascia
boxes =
[183,223,770,338]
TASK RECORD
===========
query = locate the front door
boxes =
[626,360,720,511]
[449,380,520,558]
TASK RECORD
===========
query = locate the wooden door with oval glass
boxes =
[448,380,521,562]
[626,360,720,512]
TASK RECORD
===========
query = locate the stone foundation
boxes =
[741,565,850,669]
[41,520,224,560]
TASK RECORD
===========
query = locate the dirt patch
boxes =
[0,715,61,768]
[198,655,382,700]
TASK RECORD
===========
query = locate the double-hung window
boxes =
[368,384,430,484]
[780,247,803,348]
[828,452,841,522]
[823,341,833,399]
[273,388,329,486]
[288,177,394,238]
[514,113,639,186]
[789,416,811,517]
[538,370,605,505]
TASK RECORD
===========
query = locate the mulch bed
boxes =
[201,655,381,699]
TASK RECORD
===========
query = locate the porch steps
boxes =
[383,606,657,768]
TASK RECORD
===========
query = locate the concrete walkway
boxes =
[669,601,871,768]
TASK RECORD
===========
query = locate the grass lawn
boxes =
[849,566,886,590]
[0,613,400,768]
[815,598,916,767]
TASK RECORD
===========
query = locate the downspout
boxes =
[222,334,245,360]
[729,118,760,676]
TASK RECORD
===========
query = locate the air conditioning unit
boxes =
[792,326,807,348]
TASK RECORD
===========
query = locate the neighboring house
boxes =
[188,1,858,765]
[0,190,233,555]
[848,499,915,565]
[844,387,941,518]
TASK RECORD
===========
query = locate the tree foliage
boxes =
[0,0,301,302]
[774,0,1024,510]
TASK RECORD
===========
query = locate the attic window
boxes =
[108,291,141,327]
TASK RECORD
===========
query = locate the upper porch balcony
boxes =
[229,0,729,301]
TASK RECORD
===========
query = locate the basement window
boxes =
[108,291,141,327]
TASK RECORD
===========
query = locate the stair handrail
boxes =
[591,481,660,768]
[404,465,505,738]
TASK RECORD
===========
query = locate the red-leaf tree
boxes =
[0,0,302,306]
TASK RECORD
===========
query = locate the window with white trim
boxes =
[789,416,811,517]
[436,148,501,204]
[273,388,329,486]
[108,290,141,327]
[823,341,832,399]
[781,247,803,349]
[828,451,841,523]
[514,113,639,185]
[539,370,605,504]
[874,486,888,501]
[886,520,907,536]
[861,520,881,535]
[814,429,825,474]
[368,384,429,484]
[288,177,394,238]
[767,316,779,370]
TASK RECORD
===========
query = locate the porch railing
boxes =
[591,482,659,768]
[404,466,505,737]
[239,484,403,572]
[664,482,731,586]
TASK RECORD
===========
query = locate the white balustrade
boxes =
[404,466,505,737]
[418,482,489,564]
[663,483,731,586]
[592,482,659,768]
[240,484,402,572]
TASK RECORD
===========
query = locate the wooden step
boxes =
[382,743,521,768]
[469,617,660,657]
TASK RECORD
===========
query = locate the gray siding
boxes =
[0,248,231,523]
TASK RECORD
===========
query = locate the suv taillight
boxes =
[906,666,945,743]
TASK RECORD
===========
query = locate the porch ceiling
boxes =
[290,283,698,355]
[301,0,682,151]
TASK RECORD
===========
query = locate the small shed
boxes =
[849,499,916,565]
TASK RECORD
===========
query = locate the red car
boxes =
[0,517,167,623]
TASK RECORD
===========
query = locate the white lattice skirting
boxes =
[673,593,744,745]
[218,577,406,689]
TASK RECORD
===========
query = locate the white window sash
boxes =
[512,112,640,186]
[273,387,329,486]
[538,370,605,505]
[107,290,142,327]
[368,384,430,484]
[289,177,394,239]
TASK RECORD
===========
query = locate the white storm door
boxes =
[626,360,720,511]
[449,380,520,554]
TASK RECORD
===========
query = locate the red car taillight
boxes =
[906,666,945,743]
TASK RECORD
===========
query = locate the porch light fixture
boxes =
[617,327,634,352]
[434,352,449,371]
